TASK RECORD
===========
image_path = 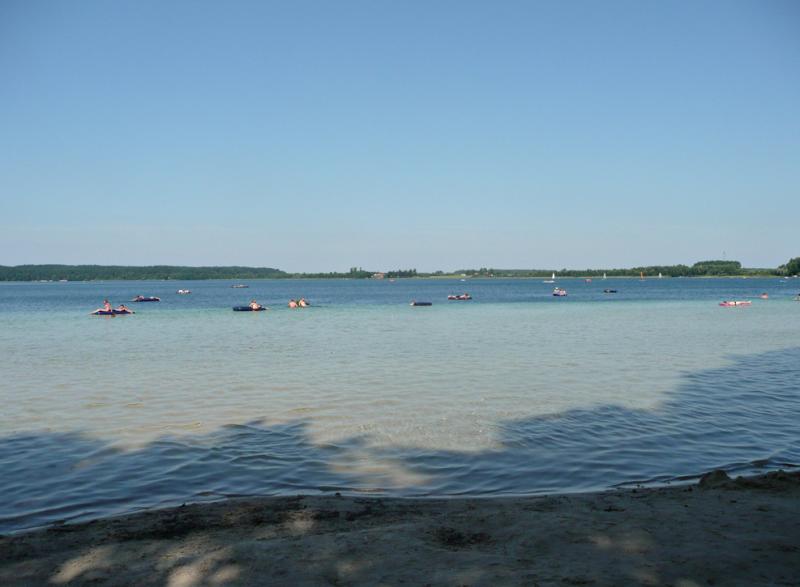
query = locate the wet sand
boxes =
[1,470,798,586]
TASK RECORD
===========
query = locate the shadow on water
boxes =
[1,347,799,536]
[0,421,373,534]
[385,345,800,495]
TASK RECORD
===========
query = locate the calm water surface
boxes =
[1,278,799,533]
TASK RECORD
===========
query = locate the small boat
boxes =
[232,306,266,312]
[719,300,752,307]
[176,289,191,294]
[410,301,432,306]
[447,293,472,300]
[543,272,555,284]
[91,308,134,315]
[131,296,160,302]
[585,278,592,283]
[552,288,567,297]
[231,284,249,288]
[603,289,618,293]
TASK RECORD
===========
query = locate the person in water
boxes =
[249,299,262,310]
[298,298,308,307]
[288,299,298,308]
[115,304,132,313]
[92,299,114,314]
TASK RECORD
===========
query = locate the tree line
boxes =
[0,259,796,281]
[778,257,800,276]
[0,265,287,281]
[457,260,790,278]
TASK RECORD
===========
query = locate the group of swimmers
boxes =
[246,298,310,309]
[94,299,133,314]
[94,297,310,315]
[245,298,309,310]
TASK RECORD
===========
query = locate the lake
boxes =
[1,277,798,533]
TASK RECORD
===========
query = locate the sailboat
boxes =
[603,273,607,279]
[658,272,663,279]
[543,272,555,284]
[640,271,645,280]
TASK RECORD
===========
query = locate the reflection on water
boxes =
[0,279,798,532]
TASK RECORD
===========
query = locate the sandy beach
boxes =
[1,470,798,586]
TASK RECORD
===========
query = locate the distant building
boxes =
[372,272,386,279]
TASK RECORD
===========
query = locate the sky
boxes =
[1,1,798,272]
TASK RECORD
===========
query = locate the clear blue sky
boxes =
[1,1,798,271]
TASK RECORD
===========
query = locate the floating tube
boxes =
[410,301,432,306]
[232,306,266,312]
[132,296,160,302]
[91,309,134,315]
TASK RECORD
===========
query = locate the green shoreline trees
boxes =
[0,258,795,281]
[0,265,287,282]
[778,257,800,276]
[459,262,729,278]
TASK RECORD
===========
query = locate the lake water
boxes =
[1,277,799,533]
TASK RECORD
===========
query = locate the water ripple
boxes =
[1,279,800,533]
[0,346,798,533]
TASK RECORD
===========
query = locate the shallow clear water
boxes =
[1,277,799,533]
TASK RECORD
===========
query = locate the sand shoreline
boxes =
[1,470,798,586]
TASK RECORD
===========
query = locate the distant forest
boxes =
[0,259,797,281]
[456,260,786,278]
[0,265,287,281]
